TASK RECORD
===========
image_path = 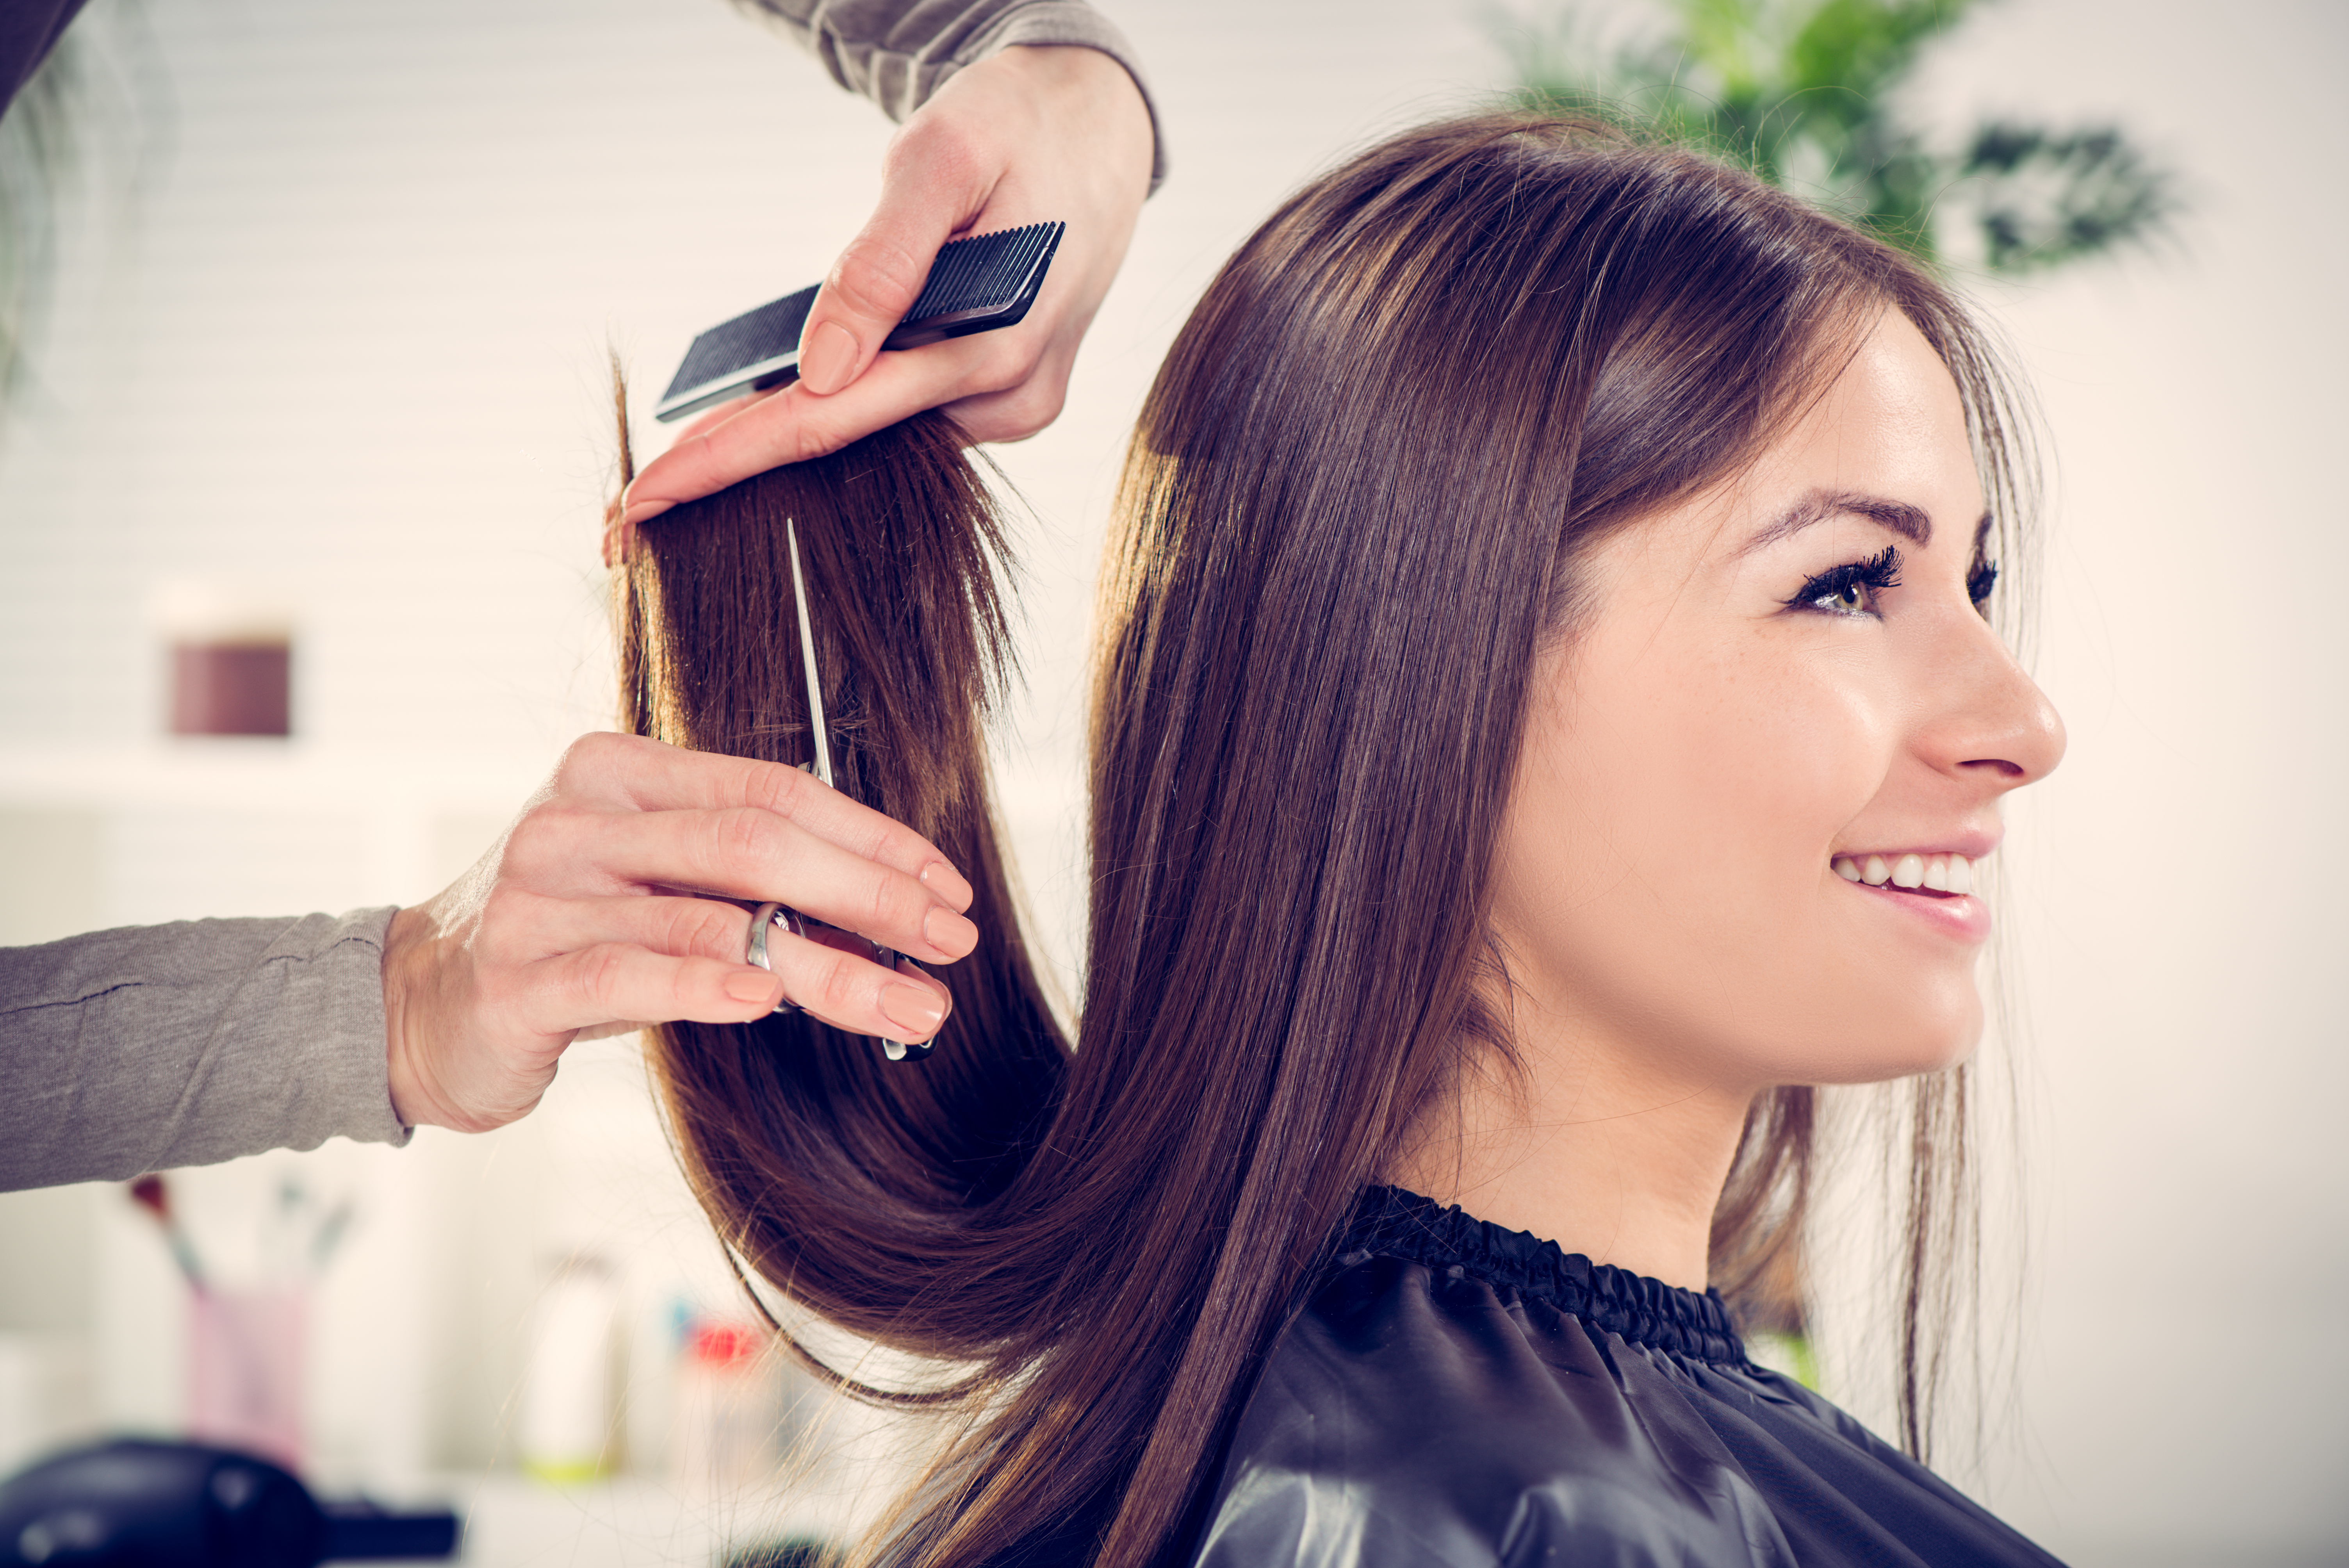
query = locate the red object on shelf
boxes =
[171,642,291,736]
[686,1320,762,1369]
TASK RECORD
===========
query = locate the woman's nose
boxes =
[1920,613,2067,791]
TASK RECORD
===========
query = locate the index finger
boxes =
[551,734,973,905]
[624,324,1034,516]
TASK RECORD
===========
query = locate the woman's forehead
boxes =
[1688,320,1982,552]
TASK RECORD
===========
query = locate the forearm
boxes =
[0,909,409,1192]
[738,0,1165,189]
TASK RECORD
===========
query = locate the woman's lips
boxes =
[1837,875,1993,942]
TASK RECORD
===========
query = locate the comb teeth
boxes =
[904,221,1061,320]
[652,220,1066,422]
[659,286,817,411]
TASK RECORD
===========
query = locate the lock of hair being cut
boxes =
[611,393,1073,1354]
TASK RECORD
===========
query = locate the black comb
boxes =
[653,221,1065,423]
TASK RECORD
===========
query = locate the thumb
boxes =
[798,146,986,396]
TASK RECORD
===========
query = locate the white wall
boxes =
[0,0,2342,1562]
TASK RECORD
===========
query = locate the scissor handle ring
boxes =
[744,903,931,1061]
[745,902,805,1015]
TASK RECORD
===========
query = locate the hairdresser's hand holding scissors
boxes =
[618,43,1153,525]
[377,733,974,1133]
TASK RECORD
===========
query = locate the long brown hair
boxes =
[619,110,2032,1566]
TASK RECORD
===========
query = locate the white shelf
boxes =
[0,740,574,943]
[0,739,563,817]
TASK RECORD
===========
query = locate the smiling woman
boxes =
[626,110,2069,1568]
[1417,307,2064,1300]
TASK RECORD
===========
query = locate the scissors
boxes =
[742,519,930,1062]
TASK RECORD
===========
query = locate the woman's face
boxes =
[1491,311,2065,1092]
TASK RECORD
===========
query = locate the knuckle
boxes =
[809,950,866,1018]
[575,944,632,1010]
[859,819,921,874]
[711,806,783,873]
[742,760,827,831]
[889,109,961,157]
[744,758,806,818]
[784,405,858,464]
[671,898,749,960]
[995,380,1067,434]
[959,401,1049,447]
[551,737,594,789]
[555,731,625,789]
[887,114,986,187]
[499,810,564,875]
[506,803,602,880]
[829,233,929,321]
[667,956,708,1014]
[974,335,1045,390]
[861,872,918,939]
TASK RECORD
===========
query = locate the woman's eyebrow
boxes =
[1739,488,1933,555]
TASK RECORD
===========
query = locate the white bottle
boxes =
[519,1256,620,1484]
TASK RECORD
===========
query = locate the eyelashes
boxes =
[1789,545,1903,617]
[1784,546,2005,619]
[1967,558,2000,612]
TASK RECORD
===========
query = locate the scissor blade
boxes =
[787,519,834,789]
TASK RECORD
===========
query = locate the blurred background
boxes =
[0,0,2341,1563]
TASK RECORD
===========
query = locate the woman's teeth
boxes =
[1832,852,1974,895]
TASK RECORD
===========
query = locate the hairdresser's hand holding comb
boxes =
[378,733,975,1133]
[619,44,1153,524]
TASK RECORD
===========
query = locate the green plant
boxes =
[1491,0,2176,274]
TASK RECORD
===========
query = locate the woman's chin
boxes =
[1782,1008,1985,1087]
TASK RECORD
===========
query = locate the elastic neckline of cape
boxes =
[1340,1185,1748,1366]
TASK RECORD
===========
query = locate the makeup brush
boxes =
[128,1174,209,1294]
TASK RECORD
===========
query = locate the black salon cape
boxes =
[1189,1188,2063,1567]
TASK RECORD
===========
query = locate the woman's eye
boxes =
[1814,580,1873,615]
[1788,545,1902,618]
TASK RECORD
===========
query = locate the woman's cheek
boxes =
[1624,658,1960,1080]
[1502,634,1977,1085]
[1636,649,1889,902]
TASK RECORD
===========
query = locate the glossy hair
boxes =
[618,110,2032,1566]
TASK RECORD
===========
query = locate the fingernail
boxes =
[919,860,974,910]
[923,905,978,958]
[799,321,859,395]
[880,982,945,1037]
[622,496,672,528]
[724,969,778,1005]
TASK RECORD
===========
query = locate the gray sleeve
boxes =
[736,0,1167,191]
[0,909,410,1193]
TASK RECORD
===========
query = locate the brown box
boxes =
[170,641,291,736]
